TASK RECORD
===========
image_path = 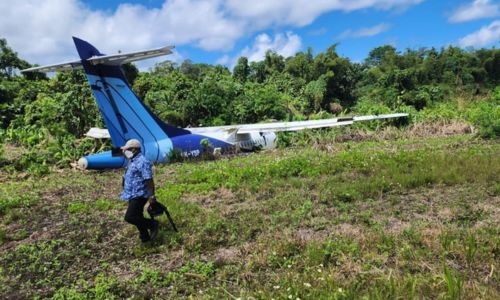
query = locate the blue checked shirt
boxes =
[120,153,154,201]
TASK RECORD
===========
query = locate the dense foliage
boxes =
[0,37,498,173]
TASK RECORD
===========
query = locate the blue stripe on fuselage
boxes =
[171,133,233,157]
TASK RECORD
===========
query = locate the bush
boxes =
[354,97,394,115]
[417,101,461,122]
[16,149,51,176]
[465,98,499,139]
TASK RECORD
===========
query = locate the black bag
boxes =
[147,200,178,232]
[148,201,166,217]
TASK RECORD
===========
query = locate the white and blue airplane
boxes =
[23,37,408,170]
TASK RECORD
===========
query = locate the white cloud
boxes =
[338,23,391,39]
[449,0,500,23]
[334,0,425,12]
[458,20,500,47]
[0,0,87,63]
[0,0,246,66]
[224,0,424,27]
[220,31,302,70]
[215,54,231,66]
[0,0,425,68]
[75,0,244,52]
[241,32,302,62]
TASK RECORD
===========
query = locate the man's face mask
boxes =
[124,150,134,159]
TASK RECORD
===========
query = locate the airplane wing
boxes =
[188,113,408,134]
[85,113,408,138]
[21,45,174,73]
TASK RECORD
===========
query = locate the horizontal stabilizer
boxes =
[87,46,174,66]
[21,60,83,73]
[22,45,174,73]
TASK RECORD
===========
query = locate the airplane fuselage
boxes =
[77,131,277,169]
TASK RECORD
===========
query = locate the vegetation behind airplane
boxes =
[0,37,498,173]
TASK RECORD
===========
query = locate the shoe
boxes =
[150,220,159,240]
[140,231,151,243]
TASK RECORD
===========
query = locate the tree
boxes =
[189,67,240,126]
[233,57,250,83]
[122,63,139,85]
[20,71,101,137]
[421,47,442,83]
[303,76,327,113]
[249,60,266,83]
[264,50,285,76]
[365,45,398,69]
[0,38,30,78]
[484,50,500,84]
[284,47,314,82]
[0,38,42,128]
[136,69,195,127]
[312,45,359,109]
[151,60,176,76]
[233,82,286,124]
[179,60,217,82]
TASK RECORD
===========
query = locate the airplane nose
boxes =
[77,157,88,169]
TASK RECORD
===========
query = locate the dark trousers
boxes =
[124,197,154,242]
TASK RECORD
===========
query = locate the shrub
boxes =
[465,99,499,138]
[417,101,461,122]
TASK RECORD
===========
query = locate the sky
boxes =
[1,0,499,71]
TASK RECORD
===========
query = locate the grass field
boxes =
[0,131,499,299]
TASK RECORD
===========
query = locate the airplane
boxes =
[22,37,408,170]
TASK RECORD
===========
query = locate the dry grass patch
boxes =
[407,120,475,137]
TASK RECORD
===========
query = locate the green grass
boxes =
[0,134,499,299]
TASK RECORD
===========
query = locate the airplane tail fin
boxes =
[72,37,189,163]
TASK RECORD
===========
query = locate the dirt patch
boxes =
[330,223,364,239]
[209,246,243,265]
[187,187,236,208]
[473,196,500,228]
[295,228,329,243]
[383,217,412,234]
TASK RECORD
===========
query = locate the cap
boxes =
[121,139,142,150]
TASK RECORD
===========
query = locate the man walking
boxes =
[120,139,159,243]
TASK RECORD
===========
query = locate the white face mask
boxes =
[124,150,134,159]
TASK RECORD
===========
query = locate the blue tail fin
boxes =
[73,37,189,163]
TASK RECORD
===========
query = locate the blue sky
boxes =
[1,0,499,70]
